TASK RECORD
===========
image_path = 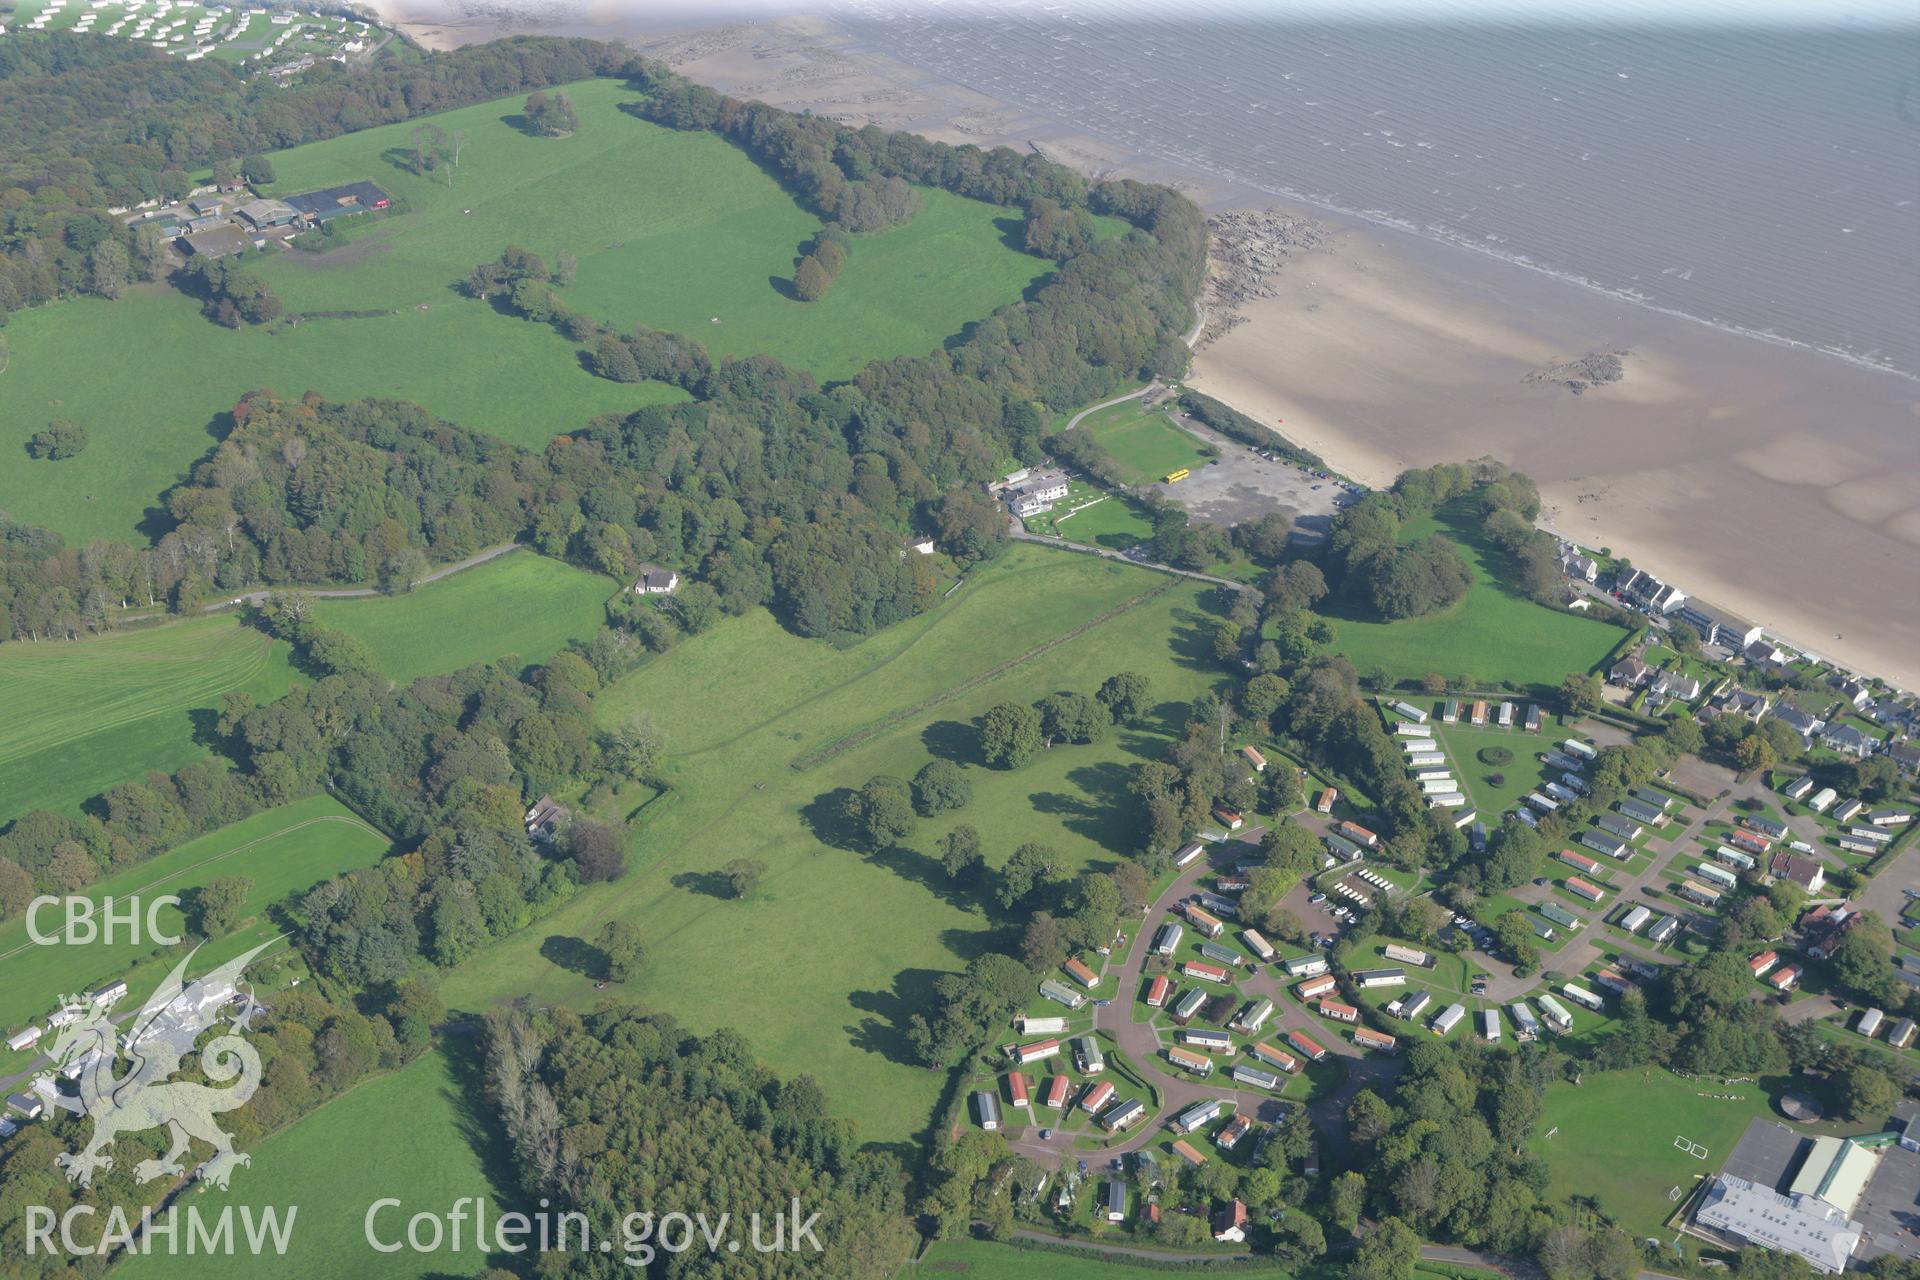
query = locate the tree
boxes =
[940,826,985,884]
[378,546,430,593]
[568,821,627,883]
[846,776,916,848]
[997,842,1061,910]
[27,419,89,460]
[720,857,766,900]
[980,701,1043,768]
[242,154,276,185]
[1839,1063,1898,1122]
[90,238,129,299]
[608,710,665,780]
[182,876,252,937]
[597,919,646,981]
[1096,672,1151,724]
[1347,1217,1420,1280]
[1559,670,1602,716]
[1493,910,1541,974]
[1733,733,1776,774]
[523,89,579,137]
[1037,691,1108,745]
[912,759,972,816]
[792,255,832,302]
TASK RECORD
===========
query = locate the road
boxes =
[212,542,524,611]
[1063,386,1153,432]
[1008,527,1255,593]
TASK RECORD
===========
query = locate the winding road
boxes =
[211,542,525,611]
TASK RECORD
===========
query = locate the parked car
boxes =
[1309,893,1327,905]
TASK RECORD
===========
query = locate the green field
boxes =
[0,615,299,819]
[311,550,616,682]
[1075,399,1213,486]
[0,795,390,1036]
[440,543,1227,1145]
[118,1044,509,1280]
[0,78,1048,545]
[1054,492,1156,551]
[1531,1068,1796,1238]
[1323,508,1624,692]
[916,1236,1300,1278]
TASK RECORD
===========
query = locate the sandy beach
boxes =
[365,5,1920,691]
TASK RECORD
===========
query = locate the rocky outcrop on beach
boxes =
[1523,350,1628,395]
[1201,208,1331,341]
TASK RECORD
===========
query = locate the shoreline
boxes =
[362,5,1920,692]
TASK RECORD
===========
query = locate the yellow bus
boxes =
[1164,468,1190,484]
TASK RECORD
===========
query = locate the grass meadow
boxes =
[1531,1068,1794,1238]
[0,78,1048,544]
[440,544,1230,1147]
[1054,492,1157,551]
[0,795,390,1039]
[117,1043,511,1280]
[311,551,617,682]
[1075,399,1213,486]
[0,615,298,819]
[1324,506,1624,693]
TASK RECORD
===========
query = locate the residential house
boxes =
[1212,1199,1249,1243]
[1718,687,1772,720]
[1772,706,1826,742]
[1563,552,1599,582]
[631,564,680,595]
[1005,470,1070,518]
[1610,656,1650,687]
[1821,724,1877,758]
[523,795,570,844]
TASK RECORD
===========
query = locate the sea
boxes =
[831,0,1920,378]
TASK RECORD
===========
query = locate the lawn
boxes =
[311,550,616,682]
[1074,399,1213,486]
[0,615,299,820]
[0,795,390,1037]
[1054,492,1157,551]
[440,543,1230,1147]
[0,78,1049,545]
[1322,505,1625,693]
[1432,724,1556,824]
[117,1043,511,1280]
[1531,1067,1794,1238]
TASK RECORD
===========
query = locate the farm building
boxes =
[1430,1003,1465,1035]
[1233,1063,1282,1089]
[973,1091,1001,1130]
[1353,967,1407,988]
[1536,994,1574,1031]
[1286,1030,1329,1061]
[1145,976,1171,1008]
[1353,1026,1397,1053]
[1250,1041,1301,1073]
[1619,904,1653,933]
[1063,956,1099,988]
[1170,988,1208,1023]
[1152,922,1185,956]
[285,181,391,222]
[1566,876,1606,903]
[1167,1046,1214,1077]
[1240,929,1276,962]
[1383,944,1432,967]
[1282,953,1329,978]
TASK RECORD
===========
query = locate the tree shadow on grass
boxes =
[669,869,734,901]
[861,842,981,915]
[539,934,607,981]
[921,718,981,766]
[1167,607,1225,672]
[766,274,801,301]
[800,787,864,851]
[434,1034,523,1209]
[847,966,947,1066]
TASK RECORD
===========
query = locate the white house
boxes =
[630,565,680,595]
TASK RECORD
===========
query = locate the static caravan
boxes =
[1677,879,1723,908]
[1172,841,1207,869]
[1537,902,1580,930]
[1406,753,1448,769]
[1167,1046,1214,1077]
[1566,876,1606,903]
[1594,968,1633,996]
[1197,941,1244,967]
[1808,787,1838,813]
[1044,1075,1070,1109]
[1429,793,1468,809]
[1353,1026,1398,1053]
[1562,739,1598,761]
[1016,1038,1063,1065]
[1063,956,1099,988]
[1241,929,1277,963]
[1105,1179,1128,1222]
[1557,849,1603,876]
[1527,792,1559,813]
[1833,797,1866,824]
[1470,700,1489,726]
[1170,988,1208,1023]
[1233,1064,1283,1089]
[1175,1099,1224,1133]
[1354,967,1408,989]
[1839,835,1882,855]
[1596,814,1643,842]
[1007,1072,1029,1107]
[1536,993,1574,1032]
[1562,983,1605,1012]
[1647,915,1680,944]
[1183,960,1231,984]
[1509,1001,1541,1041]
[1544,781,1580,805]
[1783,775,1816,801]
[1074,1036,1106,1074]
[1152,922,1185,956]
[1250,1041,1302,1074]
[1335,821,1381,850]
[1424,777,1462,795]
[5,1026,42,1054]
[1694,862,1740,890]
[1384,944,1433,968]
[1232,998,1275,1035]
[1297,974,1338,1001]
[1182,903,1225,938]
[1389,990,1433,1021]
[1283,953,1329,979]
[1619,904,1652,933]
[1443,699,1462,723]
[1286,1030,1329,1062]
[1079,1081,1116,1114]
[1857,1008,1887,1040]
[1580,831,1630,859]
[1039,980,1086,1009]
[973,1091,1001,1130]
[1430,1003,1466,1035]
[1413,768,1453,783]
[1525,704,1543,732]
[1018,1016,1068,1035]
[1713,846,1757,871]
[1145,976,1171,1008]
[1498,701,1515,727]
[1891,1018,1918,1050]
[1481,1008,1501,1042]
[1848,826,1893,845]
[1394,722,1433,738]
[1319,1000,1360,1024]
[1180,1028,1233,1054]
[1390,700,1429,723]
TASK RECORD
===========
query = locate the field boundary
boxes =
[788,580,1177,772]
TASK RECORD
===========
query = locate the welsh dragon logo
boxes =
[43,941,272,1191]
